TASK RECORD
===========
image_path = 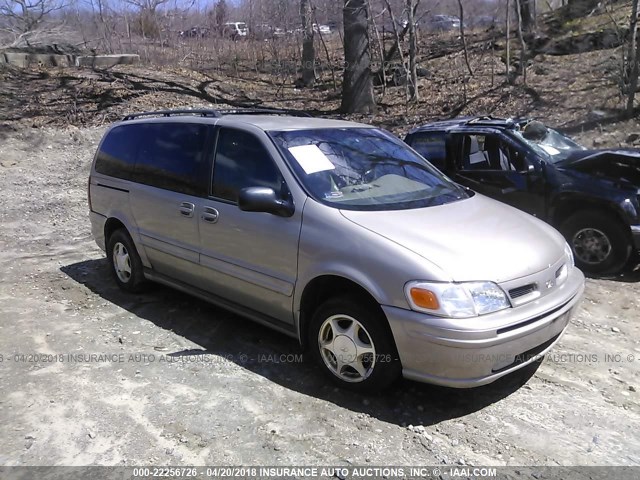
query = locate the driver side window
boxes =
[212,128,286,203]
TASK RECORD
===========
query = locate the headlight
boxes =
[405,281,511,318]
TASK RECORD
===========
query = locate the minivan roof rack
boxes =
[121,108,312,121]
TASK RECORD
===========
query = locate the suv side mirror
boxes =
[238,187,295,217]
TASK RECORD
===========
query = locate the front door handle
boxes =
[201,206,219,224]
[179,202,195,218]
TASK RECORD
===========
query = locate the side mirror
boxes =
[238,187,295,217]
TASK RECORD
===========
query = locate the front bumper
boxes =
[383,266,585,388]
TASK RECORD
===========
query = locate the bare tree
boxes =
[457,0,472,77]
[505,0,513,84]
[627,0,640,117]
[406,0,418,102]
[300,0,315,87]
[123,0,169,39]
[0,0,68,33]
[518,0,535,33]
[515,0,528,84]
[341,0,376,113]
[215,0,228,35]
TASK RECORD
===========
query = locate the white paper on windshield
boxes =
[539,144,560,155]
[288,145,336,175]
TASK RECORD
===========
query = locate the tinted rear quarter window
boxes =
[409,132,447,171]
[135,123,210,196]
[95,125,142,180]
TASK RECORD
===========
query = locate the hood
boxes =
[340,194,566,283]
[560,149,640,187]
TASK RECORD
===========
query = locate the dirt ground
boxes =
[2,9,640,466]
[0,117,639,469]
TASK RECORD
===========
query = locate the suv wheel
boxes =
[561,211,632,275]
[308,296,401,391]
[107,229,147,292]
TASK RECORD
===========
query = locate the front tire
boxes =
[560,211,632,275]
[107,229,147,292]
[308,296,401,392]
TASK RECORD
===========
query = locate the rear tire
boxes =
[308,296,401,392]
[106,229,147,293]
[560,211,632,275]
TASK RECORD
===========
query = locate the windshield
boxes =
[269,128,469,211]
[515,124,587,163]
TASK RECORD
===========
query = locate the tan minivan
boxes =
[89,109,585,391]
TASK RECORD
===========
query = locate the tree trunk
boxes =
[300,0,315,87]
[341,0,376,113]
[515,0,527,84]
[506,0,512,84]
[407,0,418,101]
[519,0,536,33]
[627,0,640,117]
[458,0,472,77]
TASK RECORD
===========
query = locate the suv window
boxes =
[212,128,285,203]
[459,134,524,172]
[135,123,209,196]
[95,124,142,180]
[409,132,447,171]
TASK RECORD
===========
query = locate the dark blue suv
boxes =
[405,117,640,274]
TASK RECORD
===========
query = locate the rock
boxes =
[629,386,636,392]
[611,327,620,333]
[88,431,95,439]
[626,133,640,143]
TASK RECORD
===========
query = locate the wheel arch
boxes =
[550,195,630,234]
[103,215,151,268]
[296,274,390,350]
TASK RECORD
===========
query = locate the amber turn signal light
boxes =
[409,287,440,310]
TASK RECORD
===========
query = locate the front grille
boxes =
[509,283,537,299]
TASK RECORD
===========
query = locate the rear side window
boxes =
[95,125,142,181]
[135,123,210,196]
[212,128,285,203]
[408,133,447,171]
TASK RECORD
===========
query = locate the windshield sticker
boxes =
[288,145,336,175]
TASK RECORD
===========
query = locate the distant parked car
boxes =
[179,27,211,39]
[424,14,461,32]
[223,22,248,40]
[405,116,640,274]
[312,23,331,35]
[253,24,287,40]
